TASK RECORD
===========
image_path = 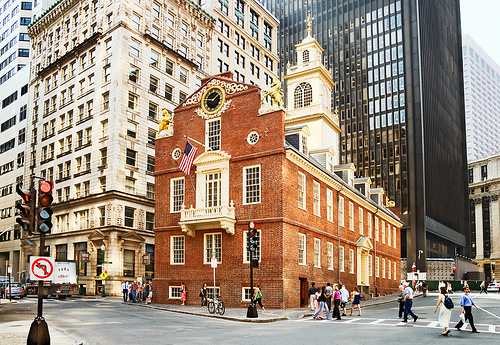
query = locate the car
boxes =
[487,282,500,292]
[1,281,24,298]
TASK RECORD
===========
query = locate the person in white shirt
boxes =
[402,281,418,322]
[121,281,129,302]
[339,284,349,316]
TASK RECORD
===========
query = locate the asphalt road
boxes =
[1,292,499,345]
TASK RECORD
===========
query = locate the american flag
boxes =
[179,141,197,174]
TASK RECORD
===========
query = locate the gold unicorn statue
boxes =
[261,77,284,108]
[158,108,173,135]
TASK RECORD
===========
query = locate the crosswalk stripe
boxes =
[426,321,439,327]
[489,325,495,332]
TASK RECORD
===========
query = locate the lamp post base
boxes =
[247,303,258,318]
[27,317,50,345]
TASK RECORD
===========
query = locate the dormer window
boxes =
[303,50,309,62]
[301,135,308,155]
[294,82,312,108]
[207,118,221,150]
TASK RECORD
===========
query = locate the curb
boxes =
[129,302,288,323]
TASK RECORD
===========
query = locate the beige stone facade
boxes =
[469,152,500,282]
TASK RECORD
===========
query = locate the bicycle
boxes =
[207,294,225,315]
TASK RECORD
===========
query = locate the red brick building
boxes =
[154,32,402,308]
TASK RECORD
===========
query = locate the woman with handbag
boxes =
[434,286,452,335]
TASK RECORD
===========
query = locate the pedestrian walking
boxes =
[131,281,138,302]
[402,281,418,322]
[447,282,453,294]
[200,283,208,307]
[312,286,331,320]
[349,286,362,316]
[332,285,342,320]
[309,282,317,310]
[137,281,143,301]
[325,283,333,312]
[340,284,349,316]
[121,281,129,302]
[146,280,153,304]
[434,286,452,336]
[253,284,266,312]
[455,285,479,333]
[479,281,487,294]
[314,288,323,318]
[396,285,405,318]
[180,282,186,305]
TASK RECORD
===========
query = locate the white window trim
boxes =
[338,196,344,226]
[368,254,372,276]
[327,242,334,270]
[382,258,386,278]
[170,235,185,265]
[349,248,354,274]
[339,245,344,272]
[169,286,182,299]
[170,177,185,213]
[359,208,364,235]
[313,180,320,216]
[375,256,380,277]
[393,261,397,280]
[298,171,306,210]
[241,287,253,302]
[381,220,386,244]
[298,233,306,265]
[204,232,222,264]
[348,201,354,231]
[314,238,321,267]
[242,164,261,205]
[326,189,333,222]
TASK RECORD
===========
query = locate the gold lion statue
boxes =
[262,78,284,108]
[158,108,173,134]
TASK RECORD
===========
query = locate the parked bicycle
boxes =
[208,294,225,315]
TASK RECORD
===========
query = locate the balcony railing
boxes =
[179,201,236,238]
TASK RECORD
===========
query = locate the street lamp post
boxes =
[101,244,105,297]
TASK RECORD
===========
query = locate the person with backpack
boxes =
[434,286,452,335]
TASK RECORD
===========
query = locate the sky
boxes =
[460,0,500,65]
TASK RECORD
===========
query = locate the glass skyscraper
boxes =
[264,0,469,270]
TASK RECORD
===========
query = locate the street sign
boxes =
[30,256,55,281]
[142,254,151,265]
[211,258,217,268]
[99,272,108,280]
[80,251,90,262]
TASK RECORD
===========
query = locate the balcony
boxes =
[179,201,236,238]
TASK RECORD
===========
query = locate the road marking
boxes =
[489,325,495,332]
[426,321,439,327]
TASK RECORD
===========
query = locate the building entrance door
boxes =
[299,278,308,307]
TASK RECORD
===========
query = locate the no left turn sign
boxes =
[30,256,55,281]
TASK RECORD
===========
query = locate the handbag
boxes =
[199,292,203,297]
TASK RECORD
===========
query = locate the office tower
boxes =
[0,0,33,279]
[462,34,500,161]
[264,0,469,269]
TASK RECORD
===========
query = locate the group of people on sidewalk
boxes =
[309,282,361,320]
[121,280,153,304]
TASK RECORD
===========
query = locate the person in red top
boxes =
[180,283,187,305]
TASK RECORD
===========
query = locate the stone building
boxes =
[469,152,500,282]
[24,0,215,296]
[153,30,401,308]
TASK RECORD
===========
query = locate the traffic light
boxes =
[248,221,258,252]
[38,180,54,233]
[15,184,34,232]
[451,265,456,277]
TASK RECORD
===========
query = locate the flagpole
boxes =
[183,135,211,150]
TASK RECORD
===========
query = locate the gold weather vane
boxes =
[386,197,395,208]
[305,11,314,35]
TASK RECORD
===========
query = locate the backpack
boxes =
[443,295,454,309]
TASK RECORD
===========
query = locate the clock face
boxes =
[201,86,225,114]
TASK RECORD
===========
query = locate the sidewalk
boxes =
[127,292,414,322]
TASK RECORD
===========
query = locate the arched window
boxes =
[302,50,309,63]
[294,82,313,109]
